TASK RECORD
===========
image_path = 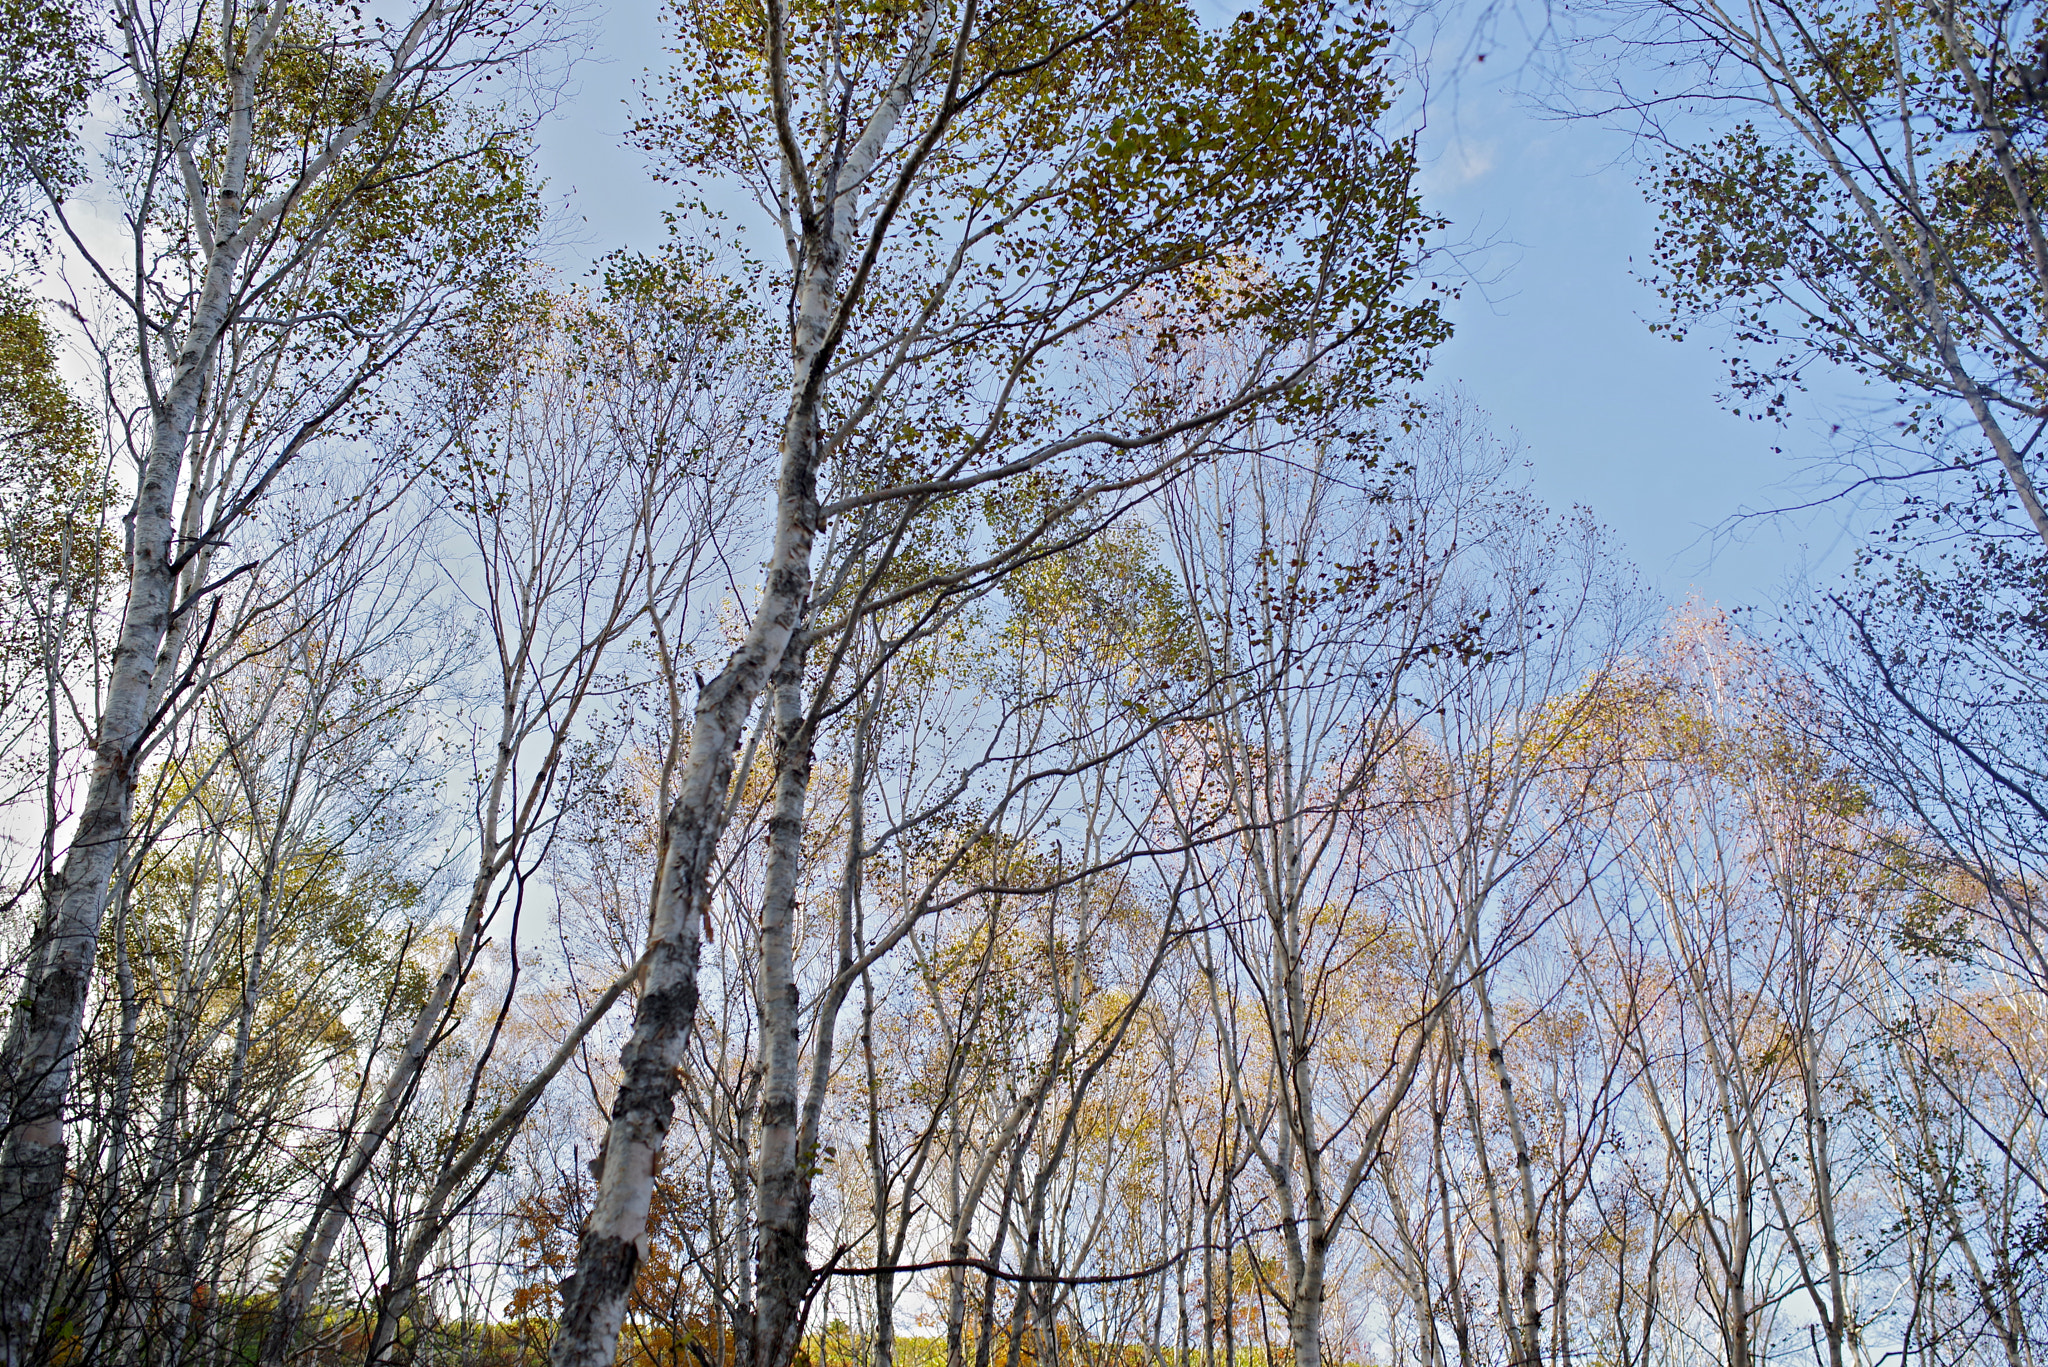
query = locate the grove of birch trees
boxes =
[0,0,2043,1364]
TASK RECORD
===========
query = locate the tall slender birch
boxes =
[0,0,556,1351]
[554,0,1447,1359]
[1158,413,1485,1367]
[269,278,766,1365]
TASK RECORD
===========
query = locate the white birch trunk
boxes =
[1466,942,1545,1367]
[0,248,241,1362]
[0,3,468,1349]
[547,378,823,1367]
[749,633,815,1367]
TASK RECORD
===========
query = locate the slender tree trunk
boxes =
[1436,1104,1474,1367]
[1451,1023,1524,1367]
[1221,1171,1235,1367]
[751,634,817,1367]
[549,377,823,1367]
[862,970,897,1367]
[1724,1160,1755,1367]
[0,245,242,1363]
[1467,942,1544,1367]
[944,1135,970,1367]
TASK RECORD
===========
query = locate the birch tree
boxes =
[1152,404,1521,1367]
[264,272,769,1365]
[0,0,558,1348]
[551,0,1447,1359]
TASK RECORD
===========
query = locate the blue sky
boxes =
[1415,65,1864,615]
[528,4,1863,616]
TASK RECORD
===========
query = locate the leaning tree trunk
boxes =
[547,361,826,1367]
[0,4,453,1353]
[0,241,241,1365]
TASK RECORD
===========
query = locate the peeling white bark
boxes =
[0,3,528,1353]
